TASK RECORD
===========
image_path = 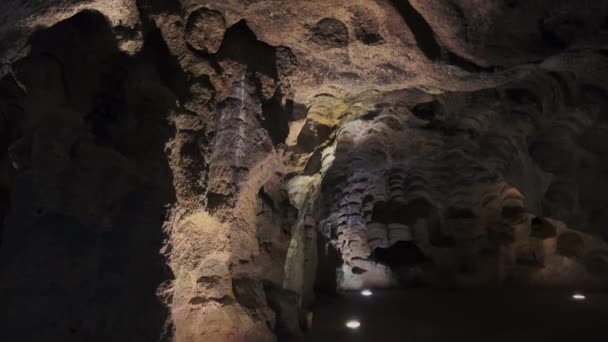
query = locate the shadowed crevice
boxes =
[390,0,497,72]
[390,0,443,61]
[0,10,176,341]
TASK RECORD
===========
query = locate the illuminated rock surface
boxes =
[0,1,607,341]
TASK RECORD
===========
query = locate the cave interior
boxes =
[1,0,608,341]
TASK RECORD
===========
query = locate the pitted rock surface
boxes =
[0,1,607,341]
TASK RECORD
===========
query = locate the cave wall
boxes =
[315,71,608,290]
[0,7,302,342]
[0,11,176,341]
[0,1,607,341]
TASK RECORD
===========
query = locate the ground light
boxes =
[572,293,586,300]
[345,320,361,329]
[361,289,373,296]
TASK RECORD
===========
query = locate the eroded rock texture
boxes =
[316,72,608,290]
[0,0,607,341]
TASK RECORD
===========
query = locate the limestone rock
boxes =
[0,1,607,341]
[185,7,226,55]
[310,18,349,48]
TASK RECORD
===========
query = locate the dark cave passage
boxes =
[0,10,176,341]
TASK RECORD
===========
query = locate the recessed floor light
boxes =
[572,293,586,300]
[345,320,361,329]
[361,289,373,296]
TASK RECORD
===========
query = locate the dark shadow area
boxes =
[371,241,431,286]
[371,198,432,225]
[411,99,443,121]
[0,185,7,246]
[315,234,344,295]
[389,0,497,71]
[445,50,500,72]
[135,0,181,15]
[372,241,429,268]
[0,10,176,342]
[260,92,291,145]
[390,0,443,61]
[264,282,309,340]
[0,74,24,247]
[530,217,557,239]
[426,213,455,248]
[296,119,333,153]
[306,289,608,341]
[217,20,278,78]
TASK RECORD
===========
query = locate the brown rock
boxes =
[1,1,608,341]
[185,7,226,54]
[310,18,349,48]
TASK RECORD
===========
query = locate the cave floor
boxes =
[303,289,608,342]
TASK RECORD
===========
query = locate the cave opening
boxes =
[370,241,431,287]
[0,10,176,341]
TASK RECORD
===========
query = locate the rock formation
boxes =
[0,0,607,341]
